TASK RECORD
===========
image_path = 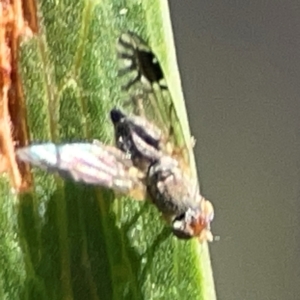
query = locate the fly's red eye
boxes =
[190,217,206,237]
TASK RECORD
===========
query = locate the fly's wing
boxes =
[117,32,189,165]
[16,142,146,199]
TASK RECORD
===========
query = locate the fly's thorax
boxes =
[146,155,196,217]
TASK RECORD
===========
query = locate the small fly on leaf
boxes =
[116,31,215,242]
[110,107,214,242]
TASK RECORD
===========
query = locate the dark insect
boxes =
[117,31,167,91]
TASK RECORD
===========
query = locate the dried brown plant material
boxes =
[0,0,37,191]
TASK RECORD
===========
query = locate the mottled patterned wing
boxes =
[117,32,188,162]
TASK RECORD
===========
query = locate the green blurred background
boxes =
[169,1,300,299]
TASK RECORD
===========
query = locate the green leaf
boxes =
[0,1,216,299]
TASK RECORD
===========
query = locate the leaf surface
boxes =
[0,1,216,299]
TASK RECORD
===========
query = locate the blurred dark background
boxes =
[169,2,300,299]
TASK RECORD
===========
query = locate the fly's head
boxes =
[172,198,214,242]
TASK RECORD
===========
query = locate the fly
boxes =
[16,31,214,242]
[115,31,214,241]
[110,107,214,242]
[16,108,214,242]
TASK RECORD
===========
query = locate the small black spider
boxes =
[117,31,167,91]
